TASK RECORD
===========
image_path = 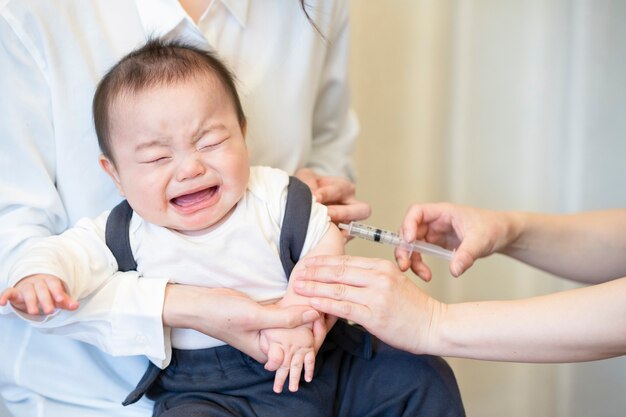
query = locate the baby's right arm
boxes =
[0,274,78,315]
[260,223,344,393]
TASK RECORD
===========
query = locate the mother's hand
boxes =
[163,284,320,363]
[292,255,442,355]
[295,168,371,226]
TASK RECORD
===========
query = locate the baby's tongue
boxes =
[172,187,214,207]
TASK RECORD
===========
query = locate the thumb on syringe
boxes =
[449,246,476,277]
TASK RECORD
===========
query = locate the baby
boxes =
[1,39,343,415]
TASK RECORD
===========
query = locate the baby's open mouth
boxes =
[170,186,218,208]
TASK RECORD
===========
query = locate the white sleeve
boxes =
[308,0,359,179]
[254,166,330,257]
[0,12,66,279]
[6,215,118,299]
[300,199,331,258]
[0,18,167,363]
[3,215,170,364]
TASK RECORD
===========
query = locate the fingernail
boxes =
[451,262,460,277]
[293,281,304,289]
[309,298,321,308]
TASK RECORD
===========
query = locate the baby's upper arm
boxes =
[300,223,344,260]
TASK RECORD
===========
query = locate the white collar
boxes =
[133,0,249,37]
[220,0,249,28]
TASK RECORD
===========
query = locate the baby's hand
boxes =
[261,325,316,393]
[0,274,78,315]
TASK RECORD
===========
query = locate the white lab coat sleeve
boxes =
[0,15,168,364]
[307,0,359,179]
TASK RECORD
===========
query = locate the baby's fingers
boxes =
[45,277,78,310]
[33,280,56,314]
[273,364,289,394]
[264,343,284,372]
[288,353,304,392]
[303,350,315,383]
[14,284,40,315]
[0,288,22,307]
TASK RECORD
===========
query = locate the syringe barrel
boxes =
[341,222,454,260]
[347,222,402,246]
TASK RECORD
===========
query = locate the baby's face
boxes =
[102,75,249,233]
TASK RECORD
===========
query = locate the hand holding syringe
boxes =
[339,222,453,261]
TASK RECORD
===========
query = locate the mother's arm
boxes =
[163,284,320,363]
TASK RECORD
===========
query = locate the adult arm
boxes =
[163,284,320,364]
[399,203,626,284]
[293,255,626,362]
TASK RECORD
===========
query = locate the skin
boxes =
[100,76,249,235]
[293,203,626,363]
[161,284,323,364]
[179,0,210,23]
[295,167,371,228]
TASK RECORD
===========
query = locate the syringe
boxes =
[339,221,454,261]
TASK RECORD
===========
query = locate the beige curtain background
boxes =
[347,1,626,416]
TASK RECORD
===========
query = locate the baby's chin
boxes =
[170,204,238,236]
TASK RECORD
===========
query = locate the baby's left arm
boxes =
[261,223,344,392]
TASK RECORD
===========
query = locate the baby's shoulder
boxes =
[246,165,290,201]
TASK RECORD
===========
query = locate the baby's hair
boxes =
[93,38,246,162]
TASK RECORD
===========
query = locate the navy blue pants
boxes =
[129,322,465,417]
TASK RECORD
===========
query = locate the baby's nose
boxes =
[176,154,206,181]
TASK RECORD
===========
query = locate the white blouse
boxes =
[0,1,355,415]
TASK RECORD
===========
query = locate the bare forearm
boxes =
[431,277,626,362]
[162,284,320,364]
[501,210,626,283]
[163,285,233,337]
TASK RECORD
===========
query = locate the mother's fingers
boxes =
[308,296,372,325]
[314,176,354,204]
[327,201,371,225]
[293,279,372,305]
[302,254,389,271]
[295,256,397,288]
[257,305,320,330]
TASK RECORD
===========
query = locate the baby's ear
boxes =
[99,155,125,196]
